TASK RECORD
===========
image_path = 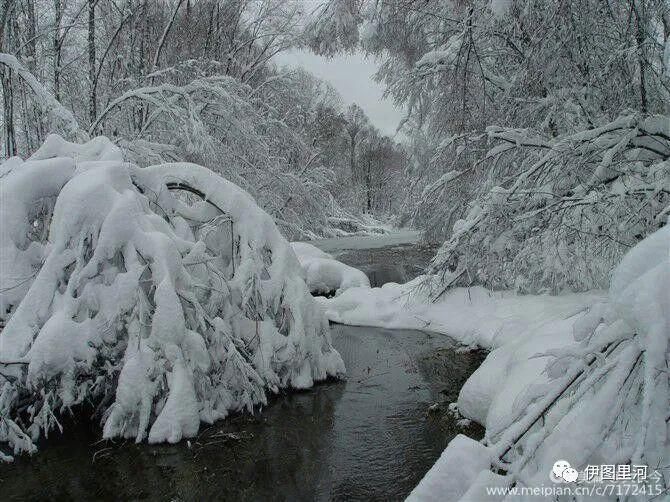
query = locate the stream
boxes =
[1,232,485,501]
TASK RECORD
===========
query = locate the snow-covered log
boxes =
[0,135,344,460]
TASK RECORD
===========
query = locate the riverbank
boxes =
[0,325,485,501]
[314,227,670,501]
[0,233,482,501]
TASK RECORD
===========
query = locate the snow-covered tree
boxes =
[306,0,670,291]
[0,0,384,239]
[0,135,344,461]
[476,224,669,494]
[427,114,670,292]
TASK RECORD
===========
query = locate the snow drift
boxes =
[0,135,344,461]
[419,224,670,499]
[290,242,370,295]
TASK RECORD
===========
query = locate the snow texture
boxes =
[406,434,492,502]
[0,135,344,460]
[290,242,370,295]
[319,225,669,499]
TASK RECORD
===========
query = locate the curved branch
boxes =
[0,53,88,141]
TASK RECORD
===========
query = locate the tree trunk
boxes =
[366,158,372,212]
[53,0,63,101]
[23,0,43,146]
[633,0,648,113]
[1,0,17,157]
[88,0,97,125]
[349,134,356,179]
[151,0,186,79]
[1,68,16,157]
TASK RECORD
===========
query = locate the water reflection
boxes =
[1,326,483,501]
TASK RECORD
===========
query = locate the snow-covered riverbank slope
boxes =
[316,225,669,500]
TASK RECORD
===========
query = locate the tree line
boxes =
[0,0,407,238]
[308,0,670,292]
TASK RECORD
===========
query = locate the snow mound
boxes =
[291,242,370,295]
[290,242,333,261]
[0,135,344,460]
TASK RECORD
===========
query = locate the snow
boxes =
[318,278,601,349]
[290,242,370,295]
[415,34,464,70]
[30,134,123,163]
[490,0,512,18]
[458,470,508,501]
[326,213,394,237]
[406,434,492,502]
[0,135,345,459]
[290,241,333,261]
[304,229,422,253]
[317,225,669,499]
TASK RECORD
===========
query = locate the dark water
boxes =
[332,242,438,287]
[0,239,483,502]
[0,327,484,501]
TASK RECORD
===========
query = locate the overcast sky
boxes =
[274,50,404,138]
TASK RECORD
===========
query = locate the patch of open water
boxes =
[1,235,484,501]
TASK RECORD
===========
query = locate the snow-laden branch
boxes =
[0,135,344,461]
[426,113,670,292]
[0,53,88,142]
[89,68,335,240]
[488,225,670,493]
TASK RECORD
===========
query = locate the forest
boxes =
[0,0,668,500]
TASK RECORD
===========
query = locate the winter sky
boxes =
[275,50,405,138]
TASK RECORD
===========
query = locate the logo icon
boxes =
[551,460,578,483]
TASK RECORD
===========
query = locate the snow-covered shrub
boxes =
[500,223,669,488]
[0,135,344,461]
[404,224,668,498]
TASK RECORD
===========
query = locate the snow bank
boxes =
[406,434,493,502]
[319,225,669,499]
[318,278,601,349]
[326,216,387,236]
[0,135,344,460]
[291,242,370,295]
[309,228,422,253]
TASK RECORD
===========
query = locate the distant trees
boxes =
[306,0,670,291]
[357,130,406,213]
[0,0,407,237]
[335,103,407,216]
[343,103,368,176]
